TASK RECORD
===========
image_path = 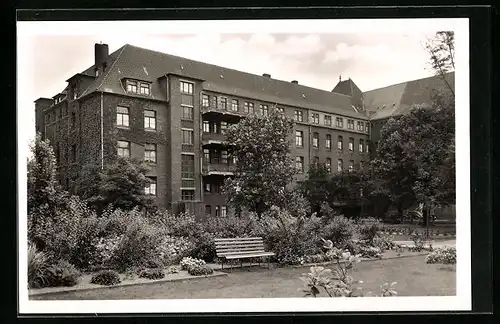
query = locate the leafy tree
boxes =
[330,169,372,218]
[27,133,71,248]
[75,157,154,213]
[222,108,296,217]
[299,163,332,215]
[425,31,455,96]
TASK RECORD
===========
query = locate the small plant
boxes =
[410,231,425,251]
[166,265,181,274]
[357,222,381,244]
[90,269,121,286]
[425,247,456,264]
[138,268,165,280]
[187,264,214,276]
[144,259,163,269]
[380,282,398,296]
[180,257,206,271]
[372,235,396,252]
[28,244,50,288]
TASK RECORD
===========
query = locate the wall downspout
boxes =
[100,92,104,170]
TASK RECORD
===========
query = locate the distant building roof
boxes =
[364,72,455,120]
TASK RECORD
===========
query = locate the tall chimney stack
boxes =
[94,43,109,75]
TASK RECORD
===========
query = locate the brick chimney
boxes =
[262,73,271,78]
[94,43,109,76]
[291,80,298,84]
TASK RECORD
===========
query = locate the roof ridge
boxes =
[364,72,454,93]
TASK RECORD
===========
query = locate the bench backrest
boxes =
[214,237,266,257]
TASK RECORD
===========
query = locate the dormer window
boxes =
[140,83,150,95]
[126,80,138,93]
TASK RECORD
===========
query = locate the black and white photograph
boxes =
[17,17,471,314]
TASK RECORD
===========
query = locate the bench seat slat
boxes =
[217,249,267,255]
[215,243,264,249]
[224,252,275,259]
[215,237,263,241]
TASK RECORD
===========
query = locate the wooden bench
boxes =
[214,237,275,270]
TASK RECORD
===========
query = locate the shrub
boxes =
[320,216,355,247]
[138,268,165,280]
[144,259,164,269]
[188,232,217,262]
[166,265,181,274]
[180,257,206,271]
[410,231,426,251]
[91,235,122,270]
[43,260,81,287]
[425,247,456,264]
[156,235,194,266]
[357,221,381,244]
[90,269,121,286]
[28,244,50,289]
[111,216,166,271]
[358,245,382,259]
[372,235,396,252]
[252,207,322,265]
[187,264,214,276]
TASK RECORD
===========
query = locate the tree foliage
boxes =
[75,157,154,213]
[222,108,296,217]
[299,163,332,215]
[425,31,455,96]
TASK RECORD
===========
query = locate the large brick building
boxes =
[34,43,454,218]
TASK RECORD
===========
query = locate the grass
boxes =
[31,255,455,300]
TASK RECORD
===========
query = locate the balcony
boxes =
[201,104,246,123]
[202,163,235,176]
[202,132,228,147]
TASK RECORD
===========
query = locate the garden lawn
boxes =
[31,255,455,300]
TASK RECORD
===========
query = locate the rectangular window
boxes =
[337,136,343,150]
[366,141,371,154]
[349,160,354,172]
[182,129,194,145]
[202,94,210,107]
[295,130,303,147]
[357,121,362,131]
[365,122,370,133]
[205,205,211,216]
[117,140,130,158]
[144,144,156,163]
[221,150,228,164]
[326,134,332,150]
[215,205,220,217]
[359,139,364,153]
[220,121,228,135]
[336,117,343,128]
[244,102,254,114]
[182,106,193,120]
[325,115,332,126]
[126,80,138,93]
[231,99,239,112]
[221,206,227,217]
[348,119,354,130]
[311,113,320,124]
[294,110,303,122]
[181,190,195,201]
[212,96,218,109]
[326,158,332,173]
[181,154,195,179]
[144,110,156,130]
[203,149,210,163]
[349,138,354,151]
[204,183,211,193]
[203,120,210,133]
[139,83,150,95]
[144,177,157,195]
[116,106,129,127]
[220,97,228,110]
[180,81,194,94]
[337,159,343,172]
[259,104,269,116]
[312,132,319,148]
[312,156,319,166]
[211,121,218,134]
[296,156,304,173]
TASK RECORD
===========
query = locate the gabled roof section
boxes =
[364,72,455,120]
[79,44,362,117]
[332,78,365,111]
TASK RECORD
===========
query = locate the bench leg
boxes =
[268,256,270,269]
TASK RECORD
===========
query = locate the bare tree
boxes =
[424,31,455,97]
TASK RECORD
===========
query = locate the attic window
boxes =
[126,80,138,93]
[140,83,150,95]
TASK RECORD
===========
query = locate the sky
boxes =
[17,19,463,151]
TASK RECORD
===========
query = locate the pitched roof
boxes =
[331,78,364,109]
[364,72,455,120]
[79,44,362,118]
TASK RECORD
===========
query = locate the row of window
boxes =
[205,205,227,217]
[202,120,232,134]
[295,157,360,173]
[45,106,73,124]
[203,148,237,165]
[126,79,151,96]
[117,106,157,130]
[295,131,370,153]
[116,141,157,163]
[143,177,195,202]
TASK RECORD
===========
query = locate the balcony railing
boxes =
[202,163,235,176]
[201,104,247,118]
[202,132,227,146]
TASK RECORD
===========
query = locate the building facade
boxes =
[34,43,454,219]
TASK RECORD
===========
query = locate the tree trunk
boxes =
[397,204,404,223]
